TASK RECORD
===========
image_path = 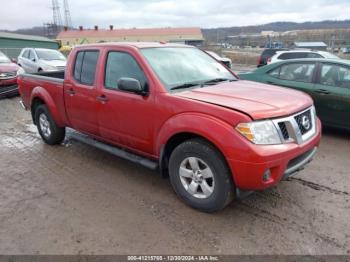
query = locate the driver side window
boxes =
[104,52,147,90]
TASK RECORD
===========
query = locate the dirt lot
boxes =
[0,96,349,255]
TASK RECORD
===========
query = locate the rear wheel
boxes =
[169,138,234,212]
[34,104,65,145]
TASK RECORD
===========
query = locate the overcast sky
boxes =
[1,0,350,30]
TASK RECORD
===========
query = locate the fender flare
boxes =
[155,112,240,161]
[30,86,65,127]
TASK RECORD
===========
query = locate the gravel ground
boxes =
[0,96,349,255]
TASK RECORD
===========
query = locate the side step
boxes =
[67,130,159,170]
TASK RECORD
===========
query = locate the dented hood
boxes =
[175,80,313,120]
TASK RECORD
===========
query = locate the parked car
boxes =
[239,58,350,130]
[18,43,321,212]
[0,51,24,98]
[17,48,67,73]
[268,50,339,64]
[205,50,232,68]
[257,48,286,67]
[342,47,350,54]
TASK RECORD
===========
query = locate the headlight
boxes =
[236,120,282,145]
[16,67,25,76]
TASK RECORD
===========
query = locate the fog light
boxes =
[263,170,271,182]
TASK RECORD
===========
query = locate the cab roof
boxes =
[74,42,192,49]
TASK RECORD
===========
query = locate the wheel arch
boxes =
[30,86,65,127]
[157,113,238,184]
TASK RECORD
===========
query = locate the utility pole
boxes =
[52,0,63,28]
[63,0,73,28]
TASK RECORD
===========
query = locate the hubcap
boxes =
[39,113,51,138]
[179,157,215,199]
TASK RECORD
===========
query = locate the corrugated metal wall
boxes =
[0,38,60,59]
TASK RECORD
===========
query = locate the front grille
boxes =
[278,122,289,140]
[0,84,18,95]
[273,107,316,145]
[294,110,312,135]
[0,72,16,79]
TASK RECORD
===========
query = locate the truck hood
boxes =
[175,80,313,120]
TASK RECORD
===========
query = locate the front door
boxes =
[97,50,155,155]
[64,50,100,135]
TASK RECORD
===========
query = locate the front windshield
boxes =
[36,49,66,61]
[141,47,236,91]
[0,52,11,63]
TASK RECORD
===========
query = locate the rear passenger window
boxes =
[73,51,99,86]
[104,52,147,90]
[279,52,311,60]
[73,52,84,80]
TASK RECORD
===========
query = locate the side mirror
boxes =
[118,77,147,95]
[11,58,17,64]
[32,58,36,62]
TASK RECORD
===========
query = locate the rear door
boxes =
[313,63,350,128]
[64,50,100,135]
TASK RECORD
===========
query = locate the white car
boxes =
[268,50,339,64]
[205,51,232,68]
[17,48,67,73]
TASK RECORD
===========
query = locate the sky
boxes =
[1,0,350,30]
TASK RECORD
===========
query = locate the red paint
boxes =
[18,43,321,191]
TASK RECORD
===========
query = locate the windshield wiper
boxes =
[170,82,201,91]
[201,78,235,85]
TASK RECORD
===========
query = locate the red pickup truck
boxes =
[18,42,321,212]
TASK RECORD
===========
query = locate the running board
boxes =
[67,130,159,170]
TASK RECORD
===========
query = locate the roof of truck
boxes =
[74,42,192,49]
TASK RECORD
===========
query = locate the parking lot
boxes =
[0,94,349,255]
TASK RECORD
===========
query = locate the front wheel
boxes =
[34,104,65,145]
[169,138,234,212]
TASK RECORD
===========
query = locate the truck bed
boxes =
[18,70,66,120]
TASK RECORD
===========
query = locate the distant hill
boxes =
[0,26,49,37]
[202,20,350,42]
[2,20,350,41]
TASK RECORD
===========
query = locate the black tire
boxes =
[168,138,234,212]
[34,104,65,145]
